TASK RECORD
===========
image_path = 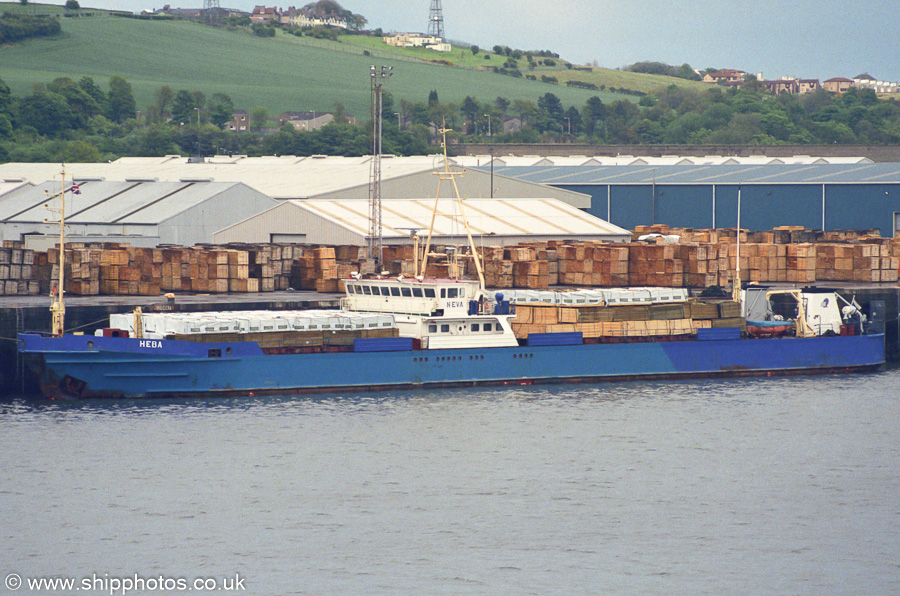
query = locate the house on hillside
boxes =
[702,69,746,84]
[502,117,522,134]
[280,6,348,28]
[823,77,853,93]
[383,32,451,52]
[277,111,356,131]
[228,110,249,132]
[765,78,799,95]
[851,73,900,94]
[250,5,279,22]
[798,79,820,94]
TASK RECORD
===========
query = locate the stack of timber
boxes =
[0,243,39,295]
[108,310,399,351]
[290,246,349,293]
[815,243,899,283]
[511,293,745,340]
[8,229,900,299]
[556,243,630,287]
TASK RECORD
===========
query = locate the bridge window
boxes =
[484,323,493,332]
[390,287,401,296]
[424,288,436,298]
[362,286,372,295]
[440,324,450,333]
[428,324,437,333]
[447,288,459,298]
[472,323,480,332]
[412,288,424,298]
[401,287,412,297]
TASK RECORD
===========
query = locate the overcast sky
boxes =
[84,0,900,82]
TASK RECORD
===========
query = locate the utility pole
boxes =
[368,65,392,267]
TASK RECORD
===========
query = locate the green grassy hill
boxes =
[0,10,706,118]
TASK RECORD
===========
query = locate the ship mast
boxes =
[50,166,67,336]
[419,123,486,289]
[733,185,742,305]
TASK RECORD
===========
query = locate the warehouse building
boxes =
[214,197,631,246]
[475,163,900,237]
[0,155,591,207]
[0,180,277,248]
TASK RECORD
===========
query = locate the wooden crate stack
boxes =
[0,245,39,295]
[479,247,513,288]
[628,244,683,287]
[510,300,735,339]
[505,246,548,289]
[312,246,339,293]
[677,244,719,288]
[815,243,899,283]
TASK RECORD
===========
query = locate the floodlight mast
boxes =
[368,65,392,267]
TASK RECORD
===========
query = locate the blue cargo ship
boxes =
[17,278,886,399]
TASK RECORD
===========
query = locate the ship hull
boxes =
[18,332,886,399]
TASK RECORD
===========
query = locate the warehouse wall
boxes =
[159,184,278,246]
[555,182,900,236]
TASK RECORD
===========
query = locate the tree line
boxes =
[1,73,900,164]
[0,13,61,43]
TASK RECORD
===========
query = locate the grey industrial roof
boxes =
[0,180,255,224]
[478,163,900,185]
[0,156,450,200]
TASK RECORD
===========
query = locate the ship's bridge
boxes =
[342,278,485,316]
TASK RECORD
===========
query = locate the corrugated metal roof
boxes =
[0,180,249,223]
[455,155,873,167]
[292,197,630,240]
[479,163,900,185]
[0,156,451,200]
[0,181,31,196]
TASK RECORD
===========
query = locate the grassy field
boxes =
[0,10,705,118]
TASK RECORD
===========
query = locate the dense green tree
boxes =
[581,96,606,136]
[78,77,106,111]
[461,96,480,133]
[63,140,101,162]
[208,93,234,129]
[18,92,76,136]
[65,0,80,9]
[105,75,136,123]
[153,85,174,121]
[250,106,269,129]
[537,92,564,120]
[0,77,12,116]
[170,90,197,125]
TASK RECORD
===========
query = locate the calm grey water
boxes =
[3,370,900,595]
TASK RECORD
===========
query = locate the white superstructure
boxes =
[342,277,519,349]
